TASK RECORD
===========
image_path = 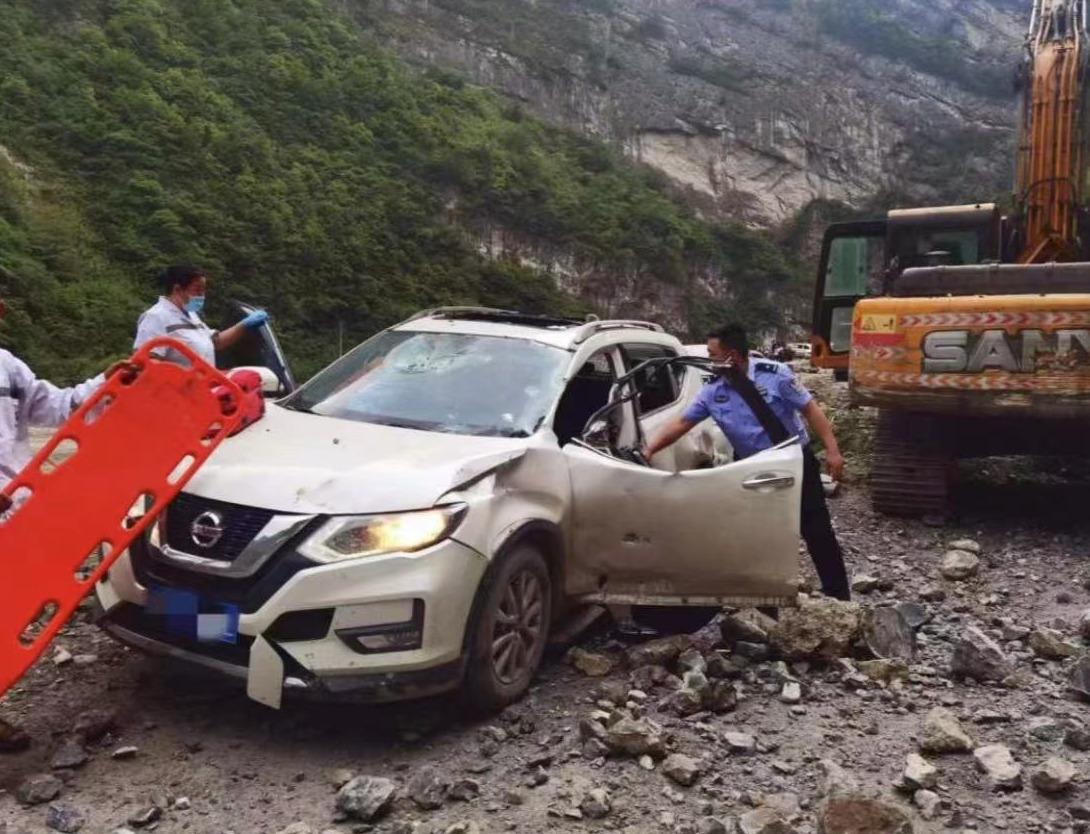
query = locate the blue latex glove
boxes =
[241,310,269,330]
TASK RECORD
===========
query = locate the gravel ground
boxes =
[5,383,1090,834]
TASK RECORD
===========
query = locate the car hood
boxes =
[183,404,530,515]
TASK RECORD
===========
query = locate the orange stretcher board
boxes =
[0,339,243,696]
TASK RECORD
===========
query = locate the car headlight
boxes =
[299,504,468,563]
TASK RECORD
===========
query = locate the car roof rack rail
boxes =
[405,307,585,329]
[570,320,664,344]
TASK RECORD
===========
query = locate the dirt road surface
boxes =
[5,384,1090,834]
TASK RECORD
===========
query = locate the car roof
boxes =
[393,307,670,350]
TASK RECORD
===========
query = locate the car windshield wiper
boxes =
[283,401,317,415]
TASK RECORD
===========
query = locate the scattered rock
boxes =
[604,717,665,758]
[678,647,707,674]
[724,731,757,755]
[862,606,915,662]
[662,753,702,787]
[274,825,313,834]
[335,776,398,821]
[111,746,139,760]
[818,796,913,834]
[950,627,1012,682]
[1028,716,1064,743]
[329,768,355,789]
[1080,610,1090,641]
[918,585,946,602]
[913,789,941,820]
[818,760,860,797]
[407,766,448,810]
[857,659,908,685]
[696,818,729,834]
[579,787,612,819]
[974,744,1023,791]
[1065,727,1090,752]
[16,773,64,806]
[920,707,974,754]
[769,598,863,660]
[1070,654,1090,701]
[1030,628,1081,660]
[127,806,162,828]
[780,681,802,704]
[449,779,481,802]
[940,549,980,580]
[898,753,938,791]
[567,648,615,677]
[625,635,692,668]
[895,602,930,630]
[1032,757,1078,794]
[444,824,481,834]
[52,648,73,666]
[71,710,116,743]
[949,539,981,553]
[738,807,795,834]
[50,738,89,770]
[720,610,775,645]
[46,803,85,833]
[851,575,879,594]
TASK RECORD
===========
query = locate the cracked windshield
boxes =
[284,331,569,437]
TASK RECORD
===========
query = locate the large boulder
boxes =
[770,598,864,660]
[817,796,914,834]
[407,766,449,810]
[662,754,702,787]
[335,776,398,821]
[920,708,973,755]
[950,627,1012,682]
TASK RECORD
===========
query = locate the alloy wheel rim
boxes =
[490,569,545,686]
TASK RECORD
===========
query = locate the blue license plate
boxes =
[146,587,240,645]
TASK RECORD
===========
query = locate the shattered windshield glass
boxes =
[283,330,570,438]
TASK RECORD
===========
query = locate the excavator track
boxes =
[870,410,953,518]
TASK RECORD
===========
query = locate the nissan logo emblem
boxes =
[190,511,226,549]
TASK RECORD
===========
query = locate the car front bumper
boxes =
[94,537,489,707]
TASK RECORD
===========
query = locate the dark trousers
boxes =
[800,447,851,601]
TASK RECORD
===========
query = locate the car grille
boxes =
[164,493,276,562]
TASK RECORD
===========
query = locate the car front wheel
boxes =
[464,544,552,713]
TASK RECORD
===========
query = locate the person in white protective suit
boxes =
[0,297,131,754]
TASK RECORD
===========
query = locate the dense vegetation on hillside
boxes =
[0,0,799,383]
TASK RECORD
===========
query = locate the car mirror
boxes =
[231,366,282,396]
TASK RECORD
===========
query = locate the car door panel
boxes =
[562,442,802,605]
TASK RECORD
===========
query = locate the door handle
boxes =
[742,473,796,491]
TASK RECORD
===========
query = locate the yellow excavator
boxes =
[811,0,1090,515]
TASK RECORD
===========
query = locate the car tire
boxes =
[463,544,552,713]
[632,605,719,636]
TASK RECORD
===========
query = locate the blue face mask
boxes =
[185,295,206,315]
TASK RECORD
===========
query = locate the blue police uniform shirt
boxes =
[682,359,813,459]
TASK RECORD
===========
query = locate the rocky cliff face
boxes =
[351,0,1028,226]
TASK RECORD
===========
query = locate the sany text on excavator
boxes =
[811,0,1090,516]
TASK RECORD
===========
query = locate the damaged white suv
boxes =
[95,308,805,710]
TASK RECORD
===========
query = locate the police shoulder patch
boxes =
[754,361,784,375]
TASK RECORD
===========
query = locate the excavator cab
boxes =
[811,205,1003,377]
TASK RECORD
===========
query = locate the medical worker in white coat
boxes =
[134,265,267,366]
[0,297,131,754]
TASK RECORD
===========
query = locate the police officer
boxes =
[0,295,131,752]
[643,323,851,601]
[134,265,268,366]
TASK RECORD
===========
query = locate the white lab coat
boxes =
[134,297,216,366]
[0,350,104,491]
